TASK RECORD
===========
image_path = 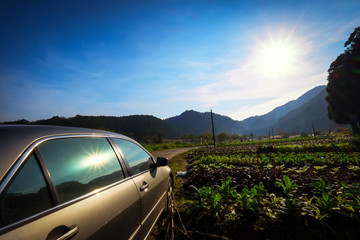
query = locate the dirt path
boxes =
[151,147,196,160]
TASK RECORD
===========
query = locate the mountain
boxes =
[273,88,339,134]
[240,85,326,131]
[2,85,346,138]
[16,115,182,140]
[164,110,242,135]
[165,85,344,136]
[265,85,326,120]
[249,88,340,135]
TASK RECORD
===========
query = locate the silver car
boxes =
[0,125,172,239]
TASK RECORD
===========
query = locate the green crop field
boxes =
[154,135,360,240]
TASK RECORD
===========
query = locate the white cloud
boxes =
[176,25,330,120]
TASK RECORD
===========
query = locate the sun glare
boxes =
[87,154,106,167]
[82,149,112,169]
[253,30,302,80]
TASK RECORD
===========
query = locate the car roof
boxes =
[0,124,131,181]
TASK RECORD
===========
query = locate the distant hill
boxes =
[2,85,346,138]
[250,88,340,135]
[165,85,344,136]
[4,115,182,140]
[273,88,339,134]
[164,110,242,135]
[240,85,326,131]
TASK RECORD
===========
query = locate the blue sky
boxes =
[1,0,359,122]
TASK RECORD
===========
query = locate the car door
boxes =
[112,138,169,239]
[0,136,142,240]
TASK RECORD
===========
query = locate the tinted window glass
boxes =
[0,154,52,227]
[113,139,153,174]
[38,137,124,203]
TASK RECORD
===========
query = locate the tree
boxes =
[249,131,255,141]
[200,131,213,142]
[231,133,241,141]
[152,132,163,144]
[242,134,248,142]
[326,26,360,134]
[300,132,308,138]
[181,134,196,142]
[276,129,289,139]
[217,132,230,142]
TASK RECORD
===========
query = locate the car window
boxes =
[113,139,153,175]
[0,153,52,227]
[38,137,124,204]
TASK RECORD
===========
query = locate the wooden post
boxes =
[210,109,216,148]
[312,122,316,136]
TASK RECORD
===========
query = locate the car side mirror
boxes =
[151,157,168,168]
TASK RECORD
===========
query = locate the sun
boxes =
[253,30,301,80]
[82,147,113,170]
[258,42,296,77]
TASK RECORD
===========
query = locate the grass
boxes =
[148,150,194,240]
[168,151,195,211]
[143,142,199,152]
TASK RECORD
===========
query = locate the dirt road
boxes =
[151,147,196,160]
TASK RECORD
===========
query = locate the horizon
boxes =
[1,1,359,122]
[2,83,326,123]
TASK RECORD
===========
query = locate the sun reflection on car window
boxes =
[82,148,114,169]
[38,137,125,203]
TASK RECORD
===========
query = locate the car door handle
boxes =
[57,225,79,240]
[140,182,149,191]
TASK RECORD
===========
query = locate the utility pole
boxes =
[210,109,216,148]
[311,122,316,137]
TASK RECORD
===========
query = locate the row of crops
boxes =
[193,152,360,166]
[178,136,360,240]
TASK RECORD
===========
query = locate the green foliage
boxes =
[193,163,235,171]
[181,136,360,238]
[196,185,223,219]
[144,141,197,152]
[337,182,360,214]
[326,26,360,133]
[217,132,231,142]
[314,192,336,214]
[191,174,360,229]
[239,182,265,212]
[276,175,299,196]
[193,174,359,224]
[217,177,239,202]
[192,151,360,169]
[239,186,253,211]
[310,177,332,196]
[192,177,239,221]
[192,177,266,223]
[5,114,183,140]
